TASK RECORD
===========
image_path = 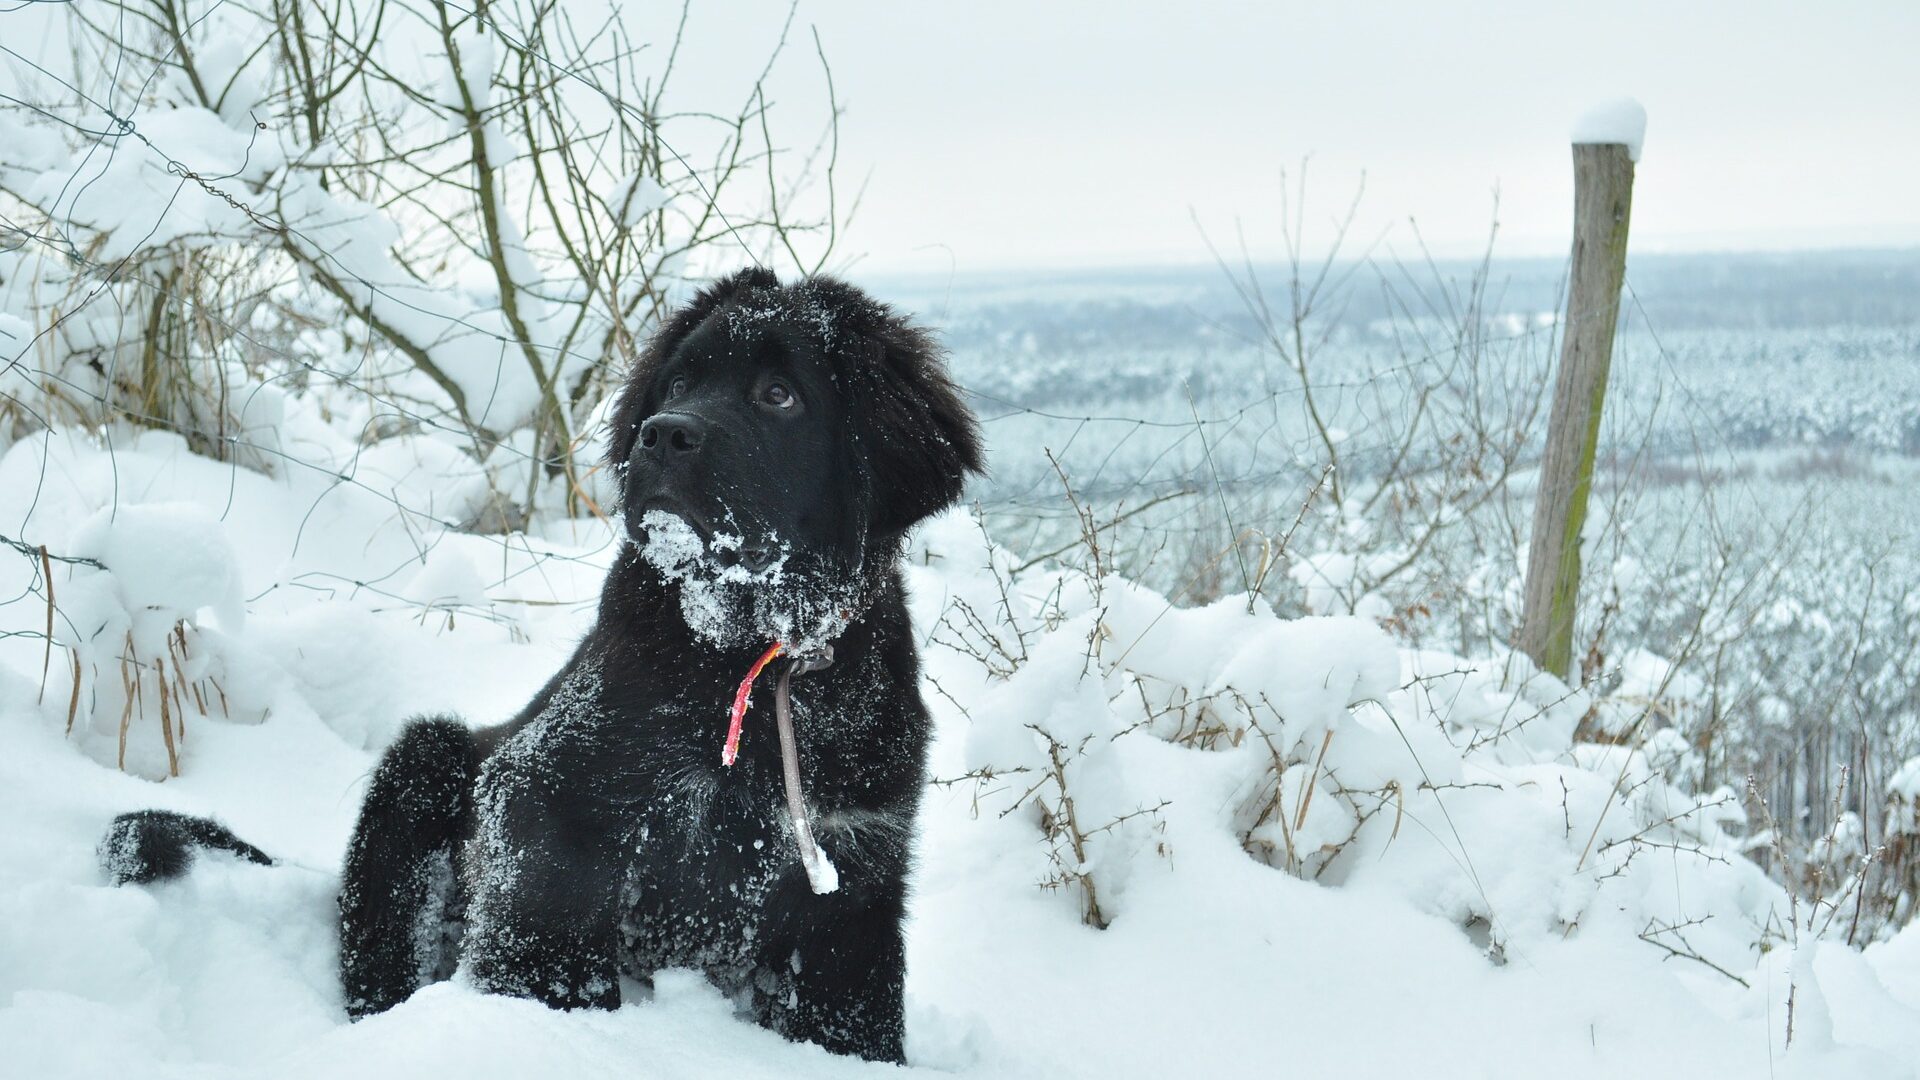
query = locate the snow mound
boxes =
[68,502,247,635]
[2,444,1918,1076]
[41,503,260,777]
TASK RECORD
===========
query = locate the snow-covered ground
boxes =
[4,427,1920,1079]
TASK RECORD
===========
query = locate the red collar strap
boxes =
[722,639,841,894]
[723,641,786,767]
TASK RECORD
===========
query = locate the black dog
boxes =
[100,269,982,1063]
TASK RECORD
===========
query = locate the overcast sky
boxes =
[8,1,1913,275]
[660,1,1920,274]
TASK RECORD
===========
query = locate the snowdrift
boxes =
[2,430,1918,1078]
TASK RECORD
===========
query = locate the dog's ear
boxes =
[605,267,780,481]
[805,278,984,537]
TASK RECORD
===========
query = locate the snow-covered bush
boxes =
[957,182,1920,944]
[2,0,844,520]
[913,508,1791,977]
[1869,759,1920,933]
[50,502,266,778]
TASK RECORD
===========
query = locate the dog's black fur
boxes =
[100,809,274,885]
[100,270,982,1063]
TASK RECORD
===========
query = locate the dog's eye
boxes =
[664,375,688,401]
[761,380,796,410]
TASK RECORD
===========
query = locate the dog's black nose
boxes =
[639,413,708,457]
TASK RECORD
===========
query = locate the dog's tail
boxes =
[100,809,274,886]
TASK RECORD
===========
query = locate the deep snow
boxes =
[2,428,1918,1079]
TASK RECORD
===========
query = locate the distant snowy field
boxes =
[5,415,1920,1078]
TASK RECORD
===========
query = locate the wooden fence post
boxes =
[1519,140,1637,680]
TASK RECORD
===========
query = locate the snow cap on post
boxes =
[1570,97,1648,162]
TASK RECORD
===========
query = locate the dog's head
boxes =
[606,269,983,647]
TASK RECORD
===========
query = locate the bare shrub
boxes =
[2,0,844,518]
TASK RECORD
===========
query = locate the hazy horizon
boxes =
[658,1,1920,274]
[863,240,1920,285]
